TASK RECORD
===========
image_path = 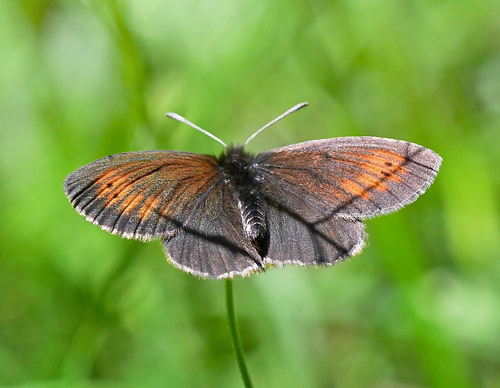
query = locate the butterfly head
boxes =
[217,145,256,185]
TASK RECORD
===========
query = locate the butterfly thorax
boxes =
[218,145,268,255]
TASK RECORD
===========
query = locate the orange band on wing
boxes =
[95,169,143,201]
[340,148,408,198]
[137,193,164,219]
[341,179,372,200]
[118,193,145,214]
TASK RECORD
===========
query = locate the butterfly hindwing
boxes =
[263,199,366,267]
[163,182,263,278]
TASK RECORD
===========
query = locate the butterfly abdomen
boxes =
[237,189,267,241]
[218,146,269,255]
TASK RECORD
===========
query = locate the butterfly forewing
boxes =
[255,137,442,220]
[64,151,221,240]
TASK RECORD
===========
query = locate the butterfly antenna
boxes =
[244,102,308,146]
[166,112,227,147]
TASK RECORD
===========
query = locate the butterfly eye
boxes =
[232,159,248,172]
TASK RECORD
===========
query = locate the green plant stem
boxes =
[225,279,254,388]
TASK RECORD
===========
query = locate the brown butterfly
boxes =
[64,103,442,279]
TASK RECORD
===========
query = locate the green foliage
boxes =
[1,0,499,387]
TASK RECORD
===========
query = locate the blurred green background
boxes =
[1,0,500,387]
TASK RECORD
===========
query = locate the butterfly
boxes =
[64,103,442,279]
